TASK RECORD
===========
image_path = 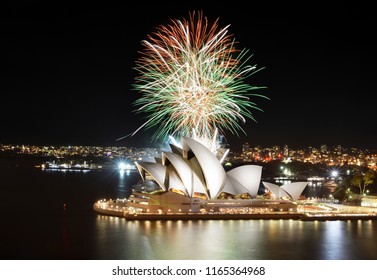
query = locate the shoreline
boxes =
[93,205,377,221]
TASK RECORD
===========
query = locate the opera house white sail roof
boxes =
[136,137,261,199]
[135,136,307,201]
[262,181,308,200]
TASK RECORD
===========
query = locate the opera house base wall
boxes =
[127,191,203,213]
[125,191,299,214]
[202,199,297,213]
[92,205,377,221]
[123,212,303,221]
[93,196,377,221]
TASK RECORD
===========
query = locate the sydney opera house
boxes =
[99,136,308,215]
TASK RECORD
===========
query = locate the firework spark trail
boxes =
[132,11,268,149]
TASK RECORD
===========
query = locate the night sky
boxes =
[1,1,376,150]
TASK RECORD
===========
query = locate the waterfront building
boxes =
[95,137,307,216]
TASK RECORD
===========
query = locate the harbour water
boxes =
[1,158,377,260]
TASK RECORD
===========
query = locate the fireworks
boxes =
[132,11,268,149]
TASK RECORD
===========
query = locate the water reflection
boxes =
[318,221,347,259]
[115,170,137,198]
[92,217,377,260]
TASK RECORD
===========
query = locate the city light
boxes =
[331,170,338,178]
[118,162,127,171]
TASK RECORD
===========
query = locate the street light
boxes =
[331,170,338,178]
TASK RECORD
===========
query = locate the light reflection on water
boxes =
[93,216,377,260]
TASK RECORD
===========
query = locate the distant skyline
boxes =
[1,1,376,150]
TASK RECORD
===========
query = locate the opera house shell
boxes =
[127,137,308,214]
[262,182,308,201]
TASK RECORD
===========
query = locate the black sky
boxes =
[1,1,376,150]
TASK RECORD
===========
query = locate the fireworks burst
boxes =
[132,11,268,150]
